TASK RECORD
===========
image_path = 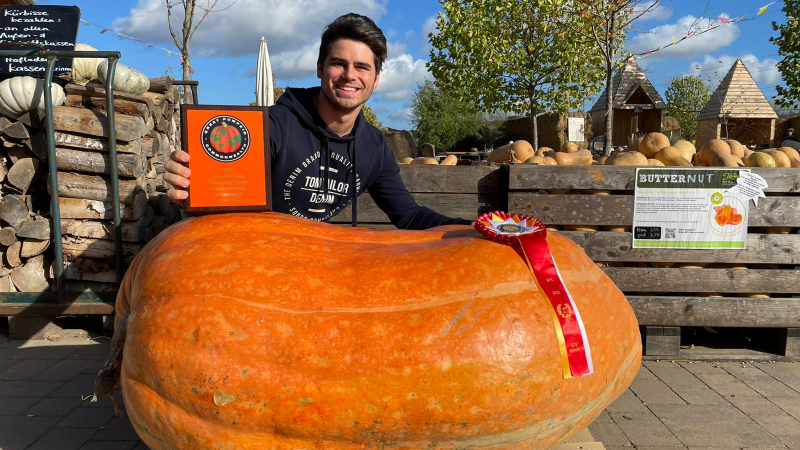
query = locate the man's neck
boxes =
[314,92,360,137]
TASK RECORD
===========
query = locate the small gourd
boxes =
[440,155,458,165]
[0,76,65,119]
[409,157,438,165]
[97,61,150,95]
[71,43,102,86]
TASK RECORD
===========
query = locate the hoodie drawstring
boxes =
[350,140,357,227]
[321,137,330,200]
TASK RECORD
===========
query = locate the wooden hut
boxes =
[696,59,777,149]
[590,58,667,147]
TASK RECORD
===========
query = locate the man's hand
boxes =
[164,149,191,204]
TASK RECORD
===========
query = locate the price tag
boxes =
[726,171,768,206]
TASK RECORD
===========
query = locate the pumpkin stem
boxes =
[92,310,130,417]
[221,121,228,128]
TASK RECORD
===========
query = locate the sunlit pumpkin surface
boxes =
[117,213,641,449]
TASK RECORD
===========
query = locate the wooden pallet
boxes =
[508,165,800,360]
[337,164,800,360]
[557,428,605,450]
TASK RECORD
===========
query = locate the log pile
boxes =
[0,77,185,293]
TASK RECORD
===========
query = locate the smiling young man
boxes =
[165,13,471,229]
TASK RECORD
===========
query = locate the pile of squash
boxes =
[487,140,593,166]
[401,155,458,165]
[401,134,800,168]
[541,132,800,168]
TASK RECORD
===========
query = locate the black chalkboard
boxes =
[0,5,81,79]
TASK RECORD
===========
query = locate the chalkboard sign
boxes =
[0,5,81,79]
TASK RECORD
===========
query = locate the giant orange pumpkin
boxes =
[109,213,640,449]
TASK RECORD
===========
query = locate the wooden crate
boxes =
[332,165,507,226]
[508,165,800,360]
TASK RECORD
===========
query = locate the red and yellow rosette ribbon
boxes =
[475,211,593,379]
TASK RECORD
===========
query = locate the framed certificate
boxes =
[181,105,272,214]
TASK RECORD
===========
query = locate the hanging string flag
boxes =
[717,16,730,24]
[757,2,775,16]
[671,36,677,44]
[78,18,185,66]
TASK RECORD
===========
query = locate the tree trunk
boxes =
[530,93,538,150]
[604,15,616,157]
[181,2,193,104]
[604,61,614,156]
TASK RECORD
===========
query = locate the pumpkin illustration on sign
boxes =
[208,121,242,153]
[713,205,743,226]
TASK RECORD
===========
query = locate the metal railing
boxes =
[0,45,123,314]
[173,80,199,105]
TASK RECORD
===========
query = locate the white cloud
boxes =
[113,0,387,64]
[420,15,438,52]
[269,41,321,80]
[633,1,673,22]
[627,14,740,60]
[375,54,430,102]
[687,54,781,89]
[387,42,407,59]
[389,106,412,123]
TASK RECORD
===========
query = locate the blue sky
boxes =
[38,0,789,129]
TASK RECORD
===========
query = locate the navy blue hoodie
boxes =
[269,87,472,229]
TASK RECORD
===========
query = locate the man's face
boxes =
[317,39,380,112]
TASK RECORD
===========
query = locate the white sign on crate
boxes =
[631,168,766,250]
[567,117,584,143]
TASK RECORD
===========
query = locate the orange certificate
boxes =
[181,105,272,214]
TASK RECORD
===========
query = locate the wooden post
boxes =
[782,328,800,358]
[644,326,681,356]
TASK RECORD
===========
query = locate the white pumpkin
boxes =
[97,61,150,95]
[0,76,65,119]
[71,43,102,86]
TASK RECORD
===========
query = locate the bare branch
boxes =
[618,0,662,30]
[163,0,183,52]
[190,0,238,42]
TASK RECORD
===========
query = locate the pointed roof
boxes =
[697,59,777,121]
[590,59,666,112]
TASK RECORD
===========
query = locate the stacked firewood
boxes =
[0,77,185,293]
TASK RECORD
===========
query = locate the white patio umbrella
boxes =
[256,36,274,107]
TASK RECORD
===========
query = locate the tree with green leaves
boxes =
[665,76,711,142]
[559,0,662,154]
[563,2,736,153]
[771,0,800,108]
[428,0,604,150]
[409,80,484,152]
[361,104,383,129]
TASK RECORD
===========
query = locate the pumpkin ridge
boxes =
[170,214,469,245]
[196,281,536,313]
[122,346,638,449]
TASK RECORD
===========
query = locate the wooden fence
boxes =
[336,164,800,360]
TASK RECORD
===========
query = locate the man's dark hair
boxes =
[318,13,387,74]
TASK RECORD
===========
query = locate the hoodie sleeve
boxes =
[268,106,284,160]
[367,142,472,230]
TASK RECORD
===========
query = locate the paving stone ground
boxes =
[1,336,799,450]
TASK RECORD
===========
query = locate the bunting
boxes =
[78,18,192,72]
[628,1,783,63]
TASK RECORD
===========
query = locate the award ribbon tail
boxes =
[516,235,593,378]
